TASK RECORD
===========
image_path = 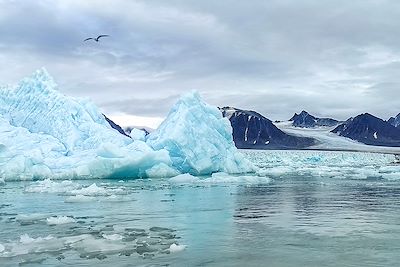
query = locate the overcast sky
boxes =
[1,0,399,127]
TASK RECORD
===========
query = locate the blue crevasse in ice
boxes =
[147,91,255,175]
[0,69,254,181]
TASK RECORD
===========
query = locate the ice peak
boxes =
[176,90,202,106]
[19,68,58,94]
[147,91,255,175]
[33,67,52,80]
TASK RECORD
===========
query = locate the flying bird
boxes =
[84,35,109,42]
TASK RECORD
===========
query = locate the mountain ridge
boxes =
[289,110,339,128]
[220,107,315,149]
[331,113,400,147]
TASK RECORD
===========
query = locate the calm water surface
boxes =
[0,150,400,266]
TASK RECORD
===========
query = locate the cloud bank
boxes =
[1,0,400,126]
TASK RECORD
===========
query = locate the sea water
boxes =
[0,150,399,266]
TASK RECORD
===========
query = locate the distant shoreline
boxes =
[239,147,400,156]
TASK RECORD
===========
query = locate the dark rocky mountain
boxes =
[103,114,131,138]
[220,107,315,149]
[290,111,339,128]
[331,113,400,147]
[388,113,400,128]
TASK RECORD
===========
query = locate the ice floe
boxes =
[169,172,272,184]
[244,150,400,180]
[169,243,186,253]
[46,216,76,225]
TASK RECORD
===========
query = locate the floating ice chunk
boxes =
[169,172,271,184]
[257,166,291,177]
[46,216,76,225]
[16,213,48,224]
[102,234,123,241]
[169,173,199,183]
[70,235,126,253]
[100,195,129,202]
[69,183,125,196]
[20,234,54,244]
[381,172,400,181]
[25,179,80,193]
[0,177,4,185]
[147,91,255,175]
[70,183,108,196]
[19,234,35,244]
[1,234,79,257]
[169,243,186,253]
[0,227,182,259]
[205,172,272,184]
[65,195,96,203]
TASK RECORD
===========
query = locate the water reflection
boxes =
[232,176,400,266]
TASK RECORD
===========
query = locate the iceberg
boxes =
[0,69,254,181]
[147,91,254,175]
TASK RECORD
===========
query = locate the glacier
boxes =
[243,149,400,180]
[0,69,254,181]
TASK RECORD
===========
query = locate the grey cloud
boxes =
[0,0,400,124]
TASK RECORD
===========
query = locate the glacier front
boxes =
[0,69,254,181]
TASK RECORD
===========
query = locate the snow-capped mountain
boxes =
[290,111,339,128]
[220,107,315,149]
[331,113,400,147]
[388,113,400,127]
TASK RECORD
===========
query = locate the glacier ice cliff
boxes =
[0,69,254,181]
